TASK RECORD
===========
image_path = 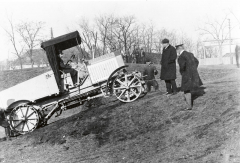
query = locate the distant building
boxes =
[199,52,239,65]
[223,53,235,64]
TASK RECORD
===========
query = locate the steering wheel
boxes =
[66,54,75,65]
[66,60,72,66]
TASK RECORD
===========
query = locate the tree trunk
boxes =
[31,58,34,68]
[29,49,34,68]
[219,45,223,64]
[19,57,23,69]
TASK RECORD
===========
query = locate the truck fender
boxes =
[106,65,128,93]
[6,100,32,113]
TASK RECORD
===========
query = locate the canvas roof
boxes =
[41,31,81,50]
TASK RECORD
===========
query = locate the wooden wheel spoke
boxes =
[125,75,128,86]
[131,89,138,96]
[128,77,136,86]
[21,122,25,131]
[14,121,24,128]
[116,79,126,86]
[10,119,22,121]
[25,122,30,131]
[25,106,29,117]
[27,118,38,120]
[26,111,35,118]
[130,84,142,88]
[20,108,25,118]
[29,122,35,126]
[126,90,130,102]
[113,86,126,90]
[118,89,127,98]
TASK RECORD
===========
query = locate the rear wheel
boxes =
[8,104,40,134]
[112,73,142,102]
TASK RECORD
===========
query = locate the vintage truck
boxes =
[0,31,145,135]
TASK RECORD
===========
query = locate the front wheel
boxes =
[112,73,142,102]
[8,104,40,134]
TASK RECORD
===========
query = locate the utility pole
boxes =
[228,19,232,54]
[228,19,233,64]
[50,27,54,39]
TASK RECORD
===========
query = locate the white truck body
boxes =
[0,71,59,109]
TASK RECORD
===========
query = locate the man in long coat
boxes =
[235,45,239,68]
[160,38,178,95]
[176,44,203,110]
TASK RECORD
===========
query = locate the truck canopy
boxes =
[41,31,81,90]
[41,31,81,50]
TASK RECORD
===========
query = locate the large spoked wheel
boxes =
[8,105,40,134]
[113,73,142,102]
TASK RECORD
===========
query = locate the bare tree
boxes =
[153,28,178,53]
[154,28,166,53]
[96,14,116,55]
[34,49,49,67]
[198,14,231,63]
[4,18,25,69]
[196,38,205,59]
[112,16,136,53]
[179,32,196,53]
[17,21,44,67]
[206,46,219,58]
[78,18,98,58]
[145,24,155,53]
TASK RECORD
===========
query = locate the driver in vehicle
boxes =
[57,50,78,86]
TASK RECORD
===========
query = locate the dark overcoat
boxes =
[178,51,203,91]
[160,45,177,80]
[0,109,9,127]
[235,45,240,68]
[143,64,157,80]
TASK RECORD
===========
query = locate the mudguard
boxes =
[105,65,128,94]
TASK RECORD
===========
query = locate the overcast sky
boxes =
[0,0,240,61]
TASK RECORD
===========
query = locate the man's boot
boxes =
[184,93,192,110]
[5,127,11,141]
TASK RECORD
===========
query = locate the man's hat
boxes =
[175,44,184,49]
[145,58,152,64]
[161,38,169,44]
[146,61,153,65]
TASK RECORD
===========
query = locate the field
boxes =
[0,64,240,163]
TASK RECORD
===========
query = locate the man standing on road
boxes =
[160,38,178,95]
[176,44,203,110]
[143,60,159,92]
